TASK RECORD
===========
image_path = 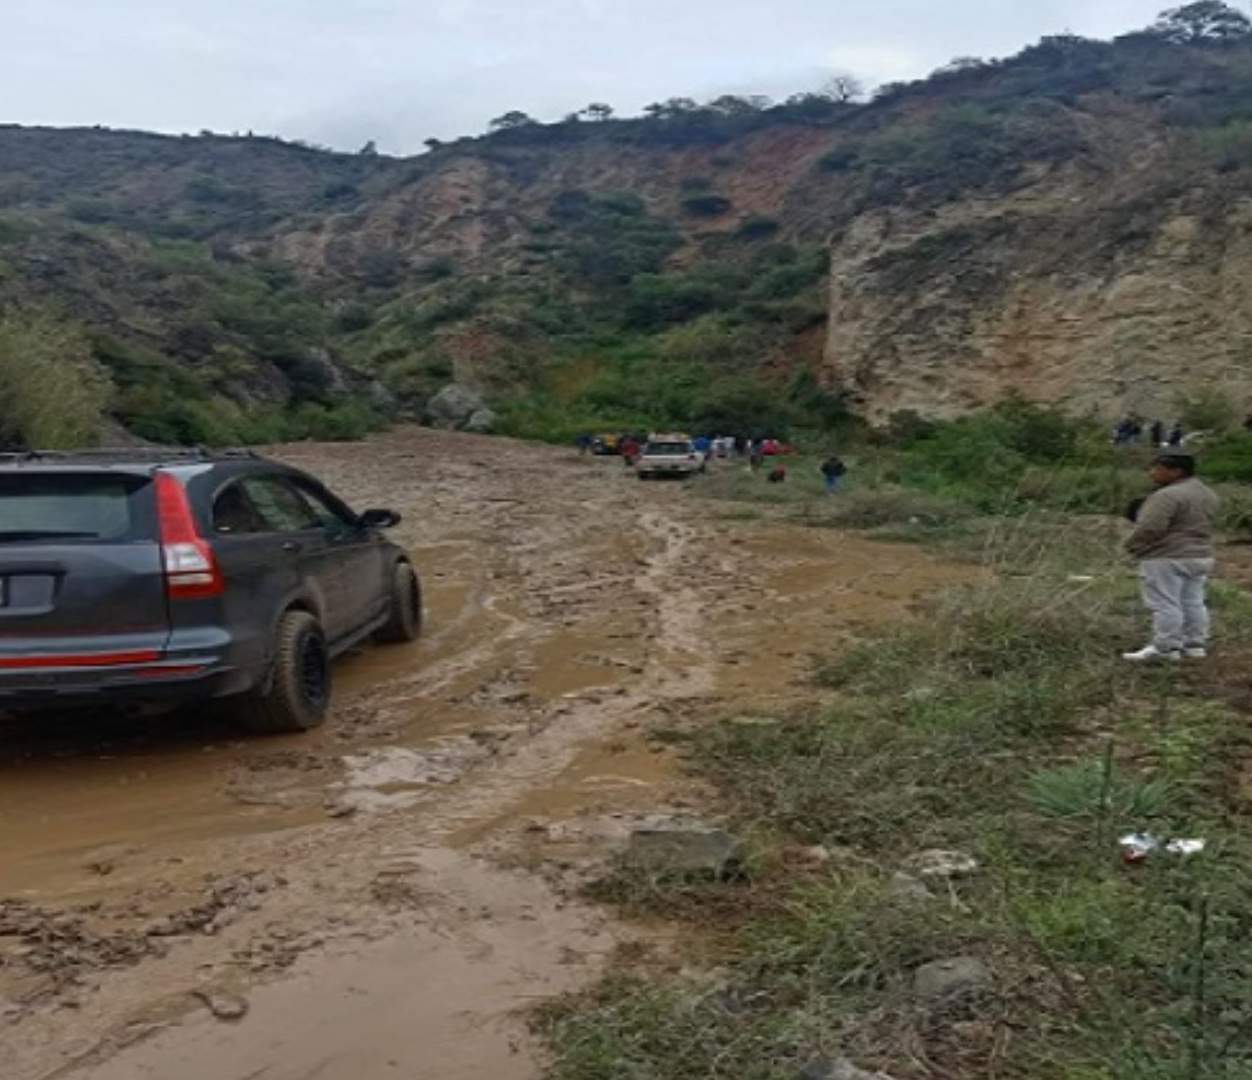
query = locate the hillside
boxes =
[4,3,1252,442]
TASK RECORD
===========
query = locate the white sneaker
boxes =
[1122,645,1182,662]
[1183,646,1208,659]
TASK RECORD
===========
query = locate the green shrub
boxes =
[817,145,859,172]
[0,310,110,448]
[735,215,780,239]
[1201,433,1252,482]
[681,194,733,217]
[1175,384,1241,433]
[0,214,36,245]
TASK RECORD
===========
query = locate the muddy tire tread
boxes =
[238,610,329,734]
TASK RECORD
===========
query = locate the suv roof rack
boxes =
[0,447,264,465]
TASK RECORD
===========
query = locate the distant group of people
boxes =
[1113,416,1185,448]
[575,431,796,466]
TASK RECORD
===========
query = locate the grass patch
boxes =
[543,534,1252,1078]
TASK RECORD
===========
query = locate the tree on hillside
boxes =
[489,110,538,131]
[424,137,444,151]
[581,102,615,121]
[643,97,700,120]
[358,139,378,155]
[822,73,866,103]
[933,56,989,76]
[707,94,771,116]
[1149,1,1252,43]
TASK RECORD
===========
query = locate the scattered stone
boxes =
[889,872,933,903]
[798,845,833,866]
[913,956,991,1002]
[627,827,740,880]
[324,799,357,819]
[798,1058,898,1080]
[192,987,249,1021]
[902,849,978,879]
[464,408,498,434]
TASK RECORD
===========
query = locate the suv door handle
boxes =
[281,540,302,553]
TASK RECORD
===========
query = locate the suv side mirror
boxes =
[359,508,401,529]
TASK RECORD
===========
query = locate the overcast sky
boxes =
[3,1,1211,154]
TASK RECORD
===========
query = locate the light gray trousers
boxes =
[1139,558,1215,652]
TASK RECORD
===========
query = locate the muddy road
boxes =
[0,428,965,1080]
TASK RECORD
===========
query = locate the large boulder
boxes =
[425,384,487,430]
[627,827,740,880]
[463,408,498,434]
[299,347,351,396]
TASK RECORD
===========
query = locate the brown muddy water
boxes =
[0,429,973,1080]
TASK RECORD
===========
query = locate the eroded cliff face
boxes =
[824,163,1252,423]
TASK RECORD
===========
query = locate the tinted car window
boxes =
[0,475,150,543]
[211,482,268,534]
[240,477,321,533]
[293,482,359,534]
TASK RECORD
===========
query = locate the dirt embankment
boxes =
[0,428,968,1080]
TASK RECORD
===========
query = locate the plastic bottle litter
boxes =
[1119,833,1159,863]
[1119,833,1206,863]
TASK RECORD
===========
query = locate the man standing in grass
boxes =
[1123,454,1220,663]
[820,454,847,494]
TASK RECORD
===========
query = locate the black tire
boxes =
[238,610,330,734]
[375,563,422,644]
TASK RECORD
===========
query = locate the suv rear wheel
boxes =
[238,610,330,733]
[375,563,422,644]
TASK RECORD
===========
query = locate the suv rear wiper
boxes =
[0,530,101,542]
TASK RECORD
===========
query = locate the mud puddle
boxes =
[0,540,480,901]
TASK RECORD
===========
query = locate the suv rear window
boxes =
[0,474,152,543]
[644,442,691,455]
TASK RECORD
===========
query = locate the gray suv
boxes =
[0,449,421,732]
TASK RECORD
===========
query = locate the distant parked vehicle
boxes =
[635,436,705,480]
[0,449,421,733]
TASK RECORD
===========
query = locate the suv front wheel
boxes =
[238,610,330,733]
[375,563,422,644]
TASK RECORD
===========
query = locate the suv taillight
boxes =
[155,472,224,600]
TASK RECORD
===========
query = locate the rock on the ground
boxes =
[798,1058,898,1080]
[301,347,351,396]
[627,827,740,879]
[463,407,498,434]
[889,871,933,903]
[912,956,991,1001]
[902,849,978,879]
[192,987,249,1020]
[425,384,487,430]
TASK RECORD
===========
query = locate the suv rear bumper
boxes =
[0,658,260,710]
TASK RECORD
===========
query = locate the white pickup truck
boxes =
[635,436,706,480]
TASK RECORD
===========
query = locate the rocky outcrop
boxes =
[424,384,495,431]
[824,190,1252,424]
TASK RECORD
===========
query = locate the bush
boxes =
[681,194,733,217]
[1203,432,1252,482]
[0,310,110,448]
[735,215,781,240]
[817,145,859,172]
[1175,384,1241,433]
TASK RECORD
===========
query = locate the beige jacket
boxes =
[1125,477,1220,560]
